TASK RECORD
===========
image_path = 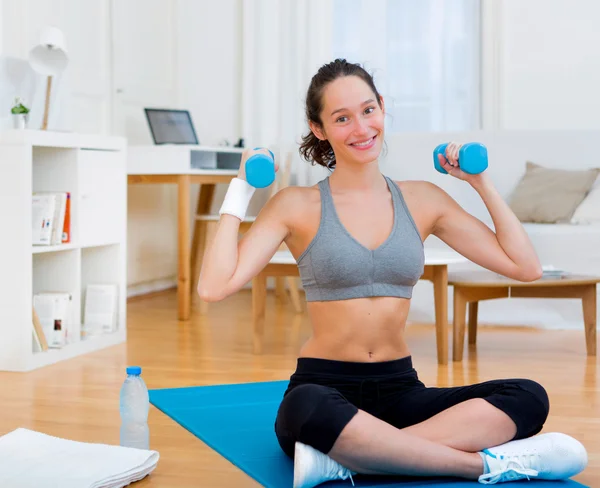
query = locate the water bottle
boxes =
[119,365,150,449]
[245,148,275,188]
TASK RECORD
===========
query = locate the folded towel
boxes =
[0,428,159,488]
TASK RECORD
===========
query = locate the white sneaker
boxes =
[478,432,588,484]
[293,442,356,488]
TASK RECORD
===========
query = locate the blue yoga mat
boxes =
[149,380,588,487]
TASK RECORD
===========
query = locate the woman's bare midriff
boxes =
[298,296,412,362]
[284,182,428,364]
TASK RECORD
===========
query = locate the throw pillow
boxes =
[508,162,600,223]
[571,175,600,224]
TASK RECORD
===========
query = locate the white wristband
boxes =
[219,178,256,221]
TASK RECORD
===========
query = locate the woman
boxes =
[198,59,588,487]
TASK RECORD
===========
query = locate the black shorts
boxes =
[274,356,549,458]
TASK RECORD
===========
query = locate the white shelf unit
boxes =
[0,130,127,372]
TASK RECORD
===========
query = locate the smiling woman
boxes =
[197,58,588,488]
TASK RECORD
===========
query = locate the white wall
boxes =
[482,0,600,130]
[177,0,242,147]
[175,0,243,232]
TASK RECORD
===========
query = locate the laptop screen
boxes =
[144,108,199,145]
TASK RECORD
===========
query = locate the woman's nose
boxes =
[353,118,369,135]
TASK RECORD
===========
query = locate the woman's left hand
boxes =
[437,141,485,186]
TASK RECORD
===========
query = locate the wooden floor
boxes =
[1,289,598,487]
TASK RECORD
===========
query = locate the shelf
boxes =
[81,240,122,249]
[0,129,126,151]
[30,329,126,370]
[32,242,122,254]
[0,132,127,372]
[32,243,79,254]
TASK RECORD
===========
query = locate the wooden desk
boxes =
[252,248,467,364]
[128,145,242,320]
[449,271,599,361]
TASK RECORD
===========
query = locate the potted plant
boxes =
[11,97,30,129]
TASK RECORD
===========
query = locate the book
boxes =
[83,284,118,336]
[32,292,72,348]
[31,194,56,245]
[62,192,71,243]
[32,192,71,246]
[32,306,49,352]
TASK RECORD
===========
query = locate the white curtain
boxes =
[332,0,481,133]
[241,0,335,186]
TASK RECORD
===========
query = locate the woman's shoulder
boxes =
[274,183,320,205]
[393,179,445,199]
[392,179,452,222]
[268,184,321,222]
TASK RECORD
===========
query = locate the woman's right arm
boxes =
[197,187,292,302]
[197,147,294,302]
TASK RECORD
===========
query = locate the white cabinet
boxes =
[0,130,128,372]
[79,149,125,246]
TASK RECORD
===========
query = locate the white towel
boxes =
[0,428,159,488]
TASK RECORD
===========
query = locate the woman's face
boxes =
[312,75,385,166]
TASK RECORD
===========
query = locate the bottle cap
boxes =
[126,366,142,375]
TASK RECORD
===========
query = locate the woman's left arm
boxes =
[431,142,543,282]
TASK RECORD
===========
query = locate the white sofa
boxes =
[379,130,600,330]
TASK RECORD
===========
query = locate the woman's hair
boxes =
[299,58,383,170]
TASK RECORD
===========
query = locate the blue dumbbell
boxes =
[433,142,488,175]
[245,148,275,188]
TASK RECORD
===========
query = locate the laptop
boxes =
[144,108,199,145]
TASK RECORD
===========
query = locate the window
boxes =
[332,0,481,132]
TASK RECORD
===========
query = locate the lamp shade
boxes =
[28,26,69,76]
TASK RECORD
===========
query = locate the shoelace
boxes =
[321,456,355,486]
[478,457,539,485]
[342,470,355,487]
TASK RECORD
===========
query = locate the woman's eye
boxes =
[336,116,348,123]
[365,107,375,115]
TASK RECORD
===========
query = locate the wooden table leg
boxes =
[453,287,468,362]
[252,272,267,354]
[178,175,191,320]
[431,264,449,365]
[468,302,479,345]
[512,284,596,356]
[451,286,509,360]
[287,277,303,313]
[582,285,597,356]
[199,221,218,315]
[190,184,216,295]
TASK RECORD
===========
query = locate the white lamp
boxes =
[28,26,69,130]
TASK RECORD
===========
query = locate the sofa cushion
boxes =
[570,175,600,224]
[508,162,600,223]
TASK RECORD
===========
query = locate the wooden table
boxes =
[127,144,243,321]
[252,248,467,364]
[128,171,236,321]
[449,271,599,361]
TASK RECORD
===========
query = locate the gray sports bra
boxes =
[296,175,425,302]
